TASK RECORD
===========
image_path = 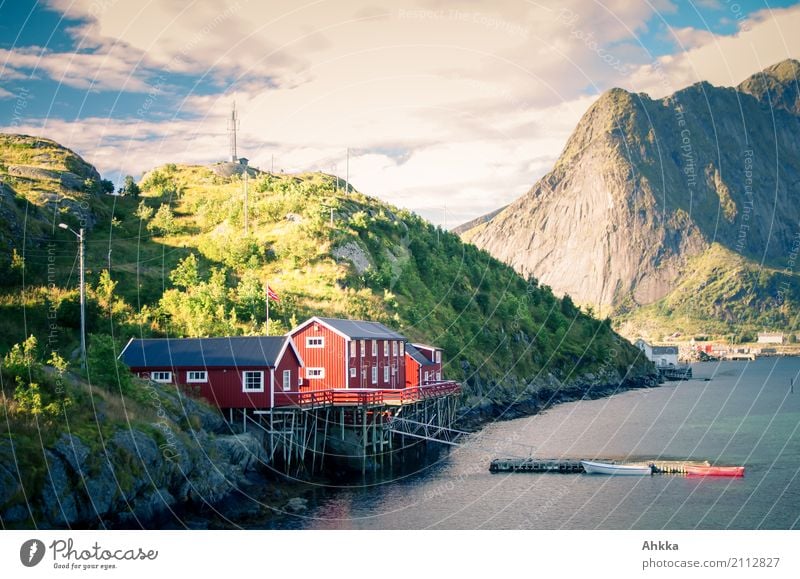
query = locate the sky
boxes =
[1,0,799,226]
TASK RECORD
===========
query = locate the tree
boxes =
[86,334,133,393]
[120,175,141,196]
[147,204,178,235]
[169,253,200,289]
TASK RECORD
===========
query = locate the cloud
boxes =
[7,0,798,226]
[0,87,15,99]
[0,45,152,92]
[626,5,800,97]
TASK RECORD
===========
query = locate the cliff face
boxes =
[466,59,800,316]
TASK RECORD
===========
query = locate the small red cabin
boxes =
[119,336,303,409]
[405,343,443,387]
[290,317,407,390]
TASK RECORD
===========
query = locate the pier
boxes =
[658,366,693,380]
[489,458,712,474]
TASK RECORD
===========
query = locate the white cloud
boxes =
[0,87,15,99]
[7,0,798,227]
[626,5,800,97]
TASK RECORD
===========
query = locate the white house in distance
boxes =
[635,339,679,367]
[757,332,785,345]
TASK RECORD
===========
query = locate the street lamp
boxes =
[59,223,86,370]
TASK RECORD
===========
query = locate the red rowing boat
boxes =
[686,465,744,477]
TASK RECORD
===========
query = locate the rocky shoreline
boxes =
[0,366,659,529]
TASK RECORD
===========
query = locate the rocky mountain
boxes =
[462,59,800,337]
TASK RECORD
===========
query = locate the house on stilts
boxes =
[119,317,462,474]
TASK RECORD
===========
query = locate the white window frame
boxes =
[350,367,356,378]
[242,370,264,393]
[392,341,398,356]
[399,342,405,356]
[350,341,356,358]
[371,366,378,384]
[360,340,365,357]
[424,371,429,384]
[371,340,377,356]
[435,350,441,363]
[306,367,325,379]
[306,336,325,349]
[383,366,389,382]
[282,369,291,391]
[436,371,441,381]
[186,370,207,383]
[383,340,389,356]
[151,371,172,383]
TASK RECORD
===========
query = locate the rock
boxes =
[213,433,268,473]
[285,212,303,223]
[284,497,308,513]
[332,241,372,274]
[40,451,83,526]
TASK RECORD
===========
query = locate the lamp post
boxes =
[59,223,86,370]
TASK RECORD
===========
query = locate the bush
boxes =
[86,334,134,394]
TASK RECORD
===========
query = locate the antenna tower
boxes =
[228,101,239,162]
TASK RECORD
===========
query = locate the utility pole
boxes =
[59,223,86,370]
[244,169,249,235]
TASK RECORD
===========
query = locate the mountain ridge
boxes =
[461,59,800,337]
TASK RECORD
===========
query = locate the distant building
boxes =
[757,332,785,344]
[405,343,443,387]
[635,339,679,367]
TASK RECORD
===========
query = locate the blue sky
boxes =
[2,0,799,224]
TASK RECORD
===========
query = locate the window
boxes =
[435,350,441,363]
[392,341,398,356]
[371,340,377,356]
[350,367,356,378]
[186,370,207,383]
[306,336,325,348]
[151,371,172,383]
[424,371,429,383]
[384,340,389,356]
[371,366,378,384]
[282,370,291,391]
[383,366,389,382]
[242,371,264,392]
[399,342,405,356]
[350,341,356,358]
[306,368,325,379]
[360,340,365,357]
[436,371,441,381]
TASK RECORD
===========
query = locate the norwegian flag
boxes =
[266,285,280,302]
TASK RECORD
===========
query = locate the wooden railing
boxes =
[274,380,461,409]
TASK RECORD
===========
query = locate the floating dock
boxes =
[659,366,693,380]
[489,458,711,474]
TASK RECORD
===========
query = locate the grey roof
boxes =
[120,336,289,368]
[316,317,406,340]
[405,343,436,366]
[651,346,678,355]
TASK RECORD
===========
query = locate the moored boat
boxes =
[580,460,653,475]
[685,465,745,477]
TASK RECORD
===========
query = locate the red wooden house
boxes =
[119,336,303,409]
[290,317,408,390]
[405,343,443,387]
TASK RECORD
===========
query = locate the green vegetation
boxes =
[615,243,800,340]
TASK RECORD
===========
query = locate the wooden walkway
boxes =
[489,458,712,474]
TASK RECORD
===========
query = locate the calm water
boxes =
[276,359,800,529]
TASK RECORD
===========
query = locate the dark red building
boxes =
[405,343,443,387]
[119,335,303,409]
[290,317,408,390]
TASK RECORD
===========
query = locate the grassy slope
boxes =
[614,243,800,341]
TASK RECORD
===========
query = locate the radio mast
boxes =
[228,101,239,162]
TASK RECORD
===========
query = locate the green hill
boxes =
[0,134,656,526]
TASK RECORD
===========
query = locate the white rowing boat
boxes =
[581,460,653,475]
